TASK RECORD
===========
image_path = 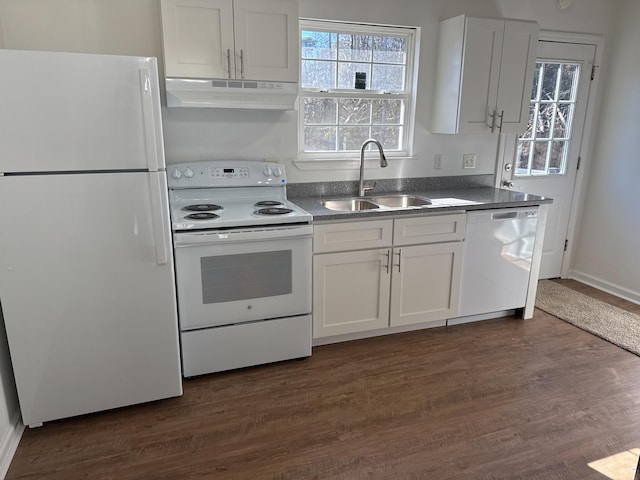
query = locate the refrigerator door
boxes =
[0,172,182,427]
[0,50,165,173]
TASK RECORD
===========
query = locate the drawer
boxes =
[393,213,466,245]
[314,219,393,253]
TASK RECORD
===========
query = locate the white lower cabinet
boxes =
[313,249,391,337]
[313,214,465,339]
[389,242,462,327]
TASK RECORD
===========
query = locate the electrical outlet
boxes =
[463,153,476,169]
[434,153,443,170]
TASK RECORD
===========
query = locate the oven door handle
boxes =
[173,225,313,246]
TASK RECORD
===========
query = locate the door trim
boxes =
[495,31,604,278]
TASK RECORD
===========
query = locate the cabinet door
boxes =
[232,0,299,82]
[313,249,391,338]
[457,17,504,133]
[495,21,539,133]
[389,243,463,327]
[161,0,234,79]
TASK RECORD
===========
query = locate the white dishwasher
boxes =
[456,207,539,320]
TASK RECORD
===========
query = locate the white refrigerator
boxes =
[0,49,182,427]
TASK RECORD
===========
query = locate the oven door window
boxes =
[174,234,312,330]
[201,250,292,304]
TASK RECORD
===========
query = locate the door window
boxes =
[515,61,582,176]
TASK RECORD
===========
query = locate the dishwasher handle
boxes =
[492,211,518,220]
[467,207,539,224]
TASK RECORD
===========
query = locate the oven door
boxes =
[173,224,312,330]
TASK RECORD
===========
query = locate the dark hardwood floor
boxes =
[6,281,640,479]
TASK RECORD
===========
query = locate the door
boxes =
[174,228,312,330]
[0,50,164,173]
[232,0,298,82]
[160,0,234,79]
[313,249,391,338]
[499,41,596,278]
[389,243,462,327]
[0,172,181,427]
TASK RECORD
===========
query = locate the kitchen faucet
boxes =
[358,139,388,196]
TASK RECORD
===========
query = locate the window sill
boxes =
[293,155,416,171]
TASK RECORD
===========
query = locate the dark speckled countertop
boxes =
[287,175,552,222]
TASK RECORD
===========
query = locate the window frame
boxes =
[298,19,419,163]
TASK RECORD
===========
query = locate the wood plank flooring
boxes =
[6,280,640,479]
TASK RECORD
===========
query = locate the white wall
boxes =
[570,0,640,303]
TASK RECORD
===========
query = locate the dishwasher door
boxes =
[457,207,538,318]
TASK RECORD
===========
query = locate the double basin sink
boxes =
[322,195,432,212]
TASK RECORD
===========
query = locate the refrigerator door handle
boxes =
[139,68,162,172]
[149,173,169,265]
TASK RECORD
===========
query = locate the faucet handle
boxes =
[362,182,376,194]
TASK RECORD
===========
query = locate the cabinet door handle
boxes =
[383,249,391,274]
[488,108,496,133]
[497,110,504,133]
[240,49,245,79]
[226,49,232,79]
[394,250,402,272]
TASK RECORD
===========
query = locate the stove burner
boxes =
[255,200,283,207]
[182,204,223,212]
[185,212,220,220]
[255,207,293,216]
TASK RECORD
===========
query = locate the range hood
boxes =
[165,78,298,110]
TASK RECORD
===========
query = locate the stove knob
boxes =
[171,168,182,179]
[273,166,282,177]
[184,167,194,178]
[263,166,273,177]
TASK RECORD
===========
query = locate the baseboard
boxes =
[0,412,24,479]
[568,270,640,306]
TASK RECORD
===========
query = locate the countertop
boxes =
[288,177,552,222]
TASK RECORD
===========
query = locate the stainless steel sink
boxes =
[370,195,432,208]
[321,199,380,211]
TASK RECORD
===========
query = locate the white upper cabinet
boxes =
[430,15,539,134]
[160,0,299,82]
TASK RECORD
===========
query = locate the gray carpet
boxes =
[535,280,640,356]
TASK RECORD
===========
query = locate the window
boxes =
[515,61,581,176]
[299,20,417,160]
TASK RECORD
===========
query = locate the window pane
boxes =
[559,64,578,101]
[373,36,407,64]
[338,126,370,150]
[554,103,572,138]
[531,62,542,101]
[304,126,336,151]
[516,141,531,174]
[521,104,535,139]
[549,141,567,173]
[337,63,371,89]
[338,34,372,62]
[541,63,559,101]
[301,31,337,60]
[536,103,555,139]
[371,64,405,91]
[339,99,371,125]
[304,98,337,125]
[372,99,403,124]
[371,126,401,150]
[532,142,550,173]
[301,60,336,89]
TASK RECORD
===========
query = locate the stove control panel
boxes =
[168,160,287,189]
[211,167,249,179]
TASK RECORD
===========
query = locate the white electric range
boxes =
[168,160,312,377]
